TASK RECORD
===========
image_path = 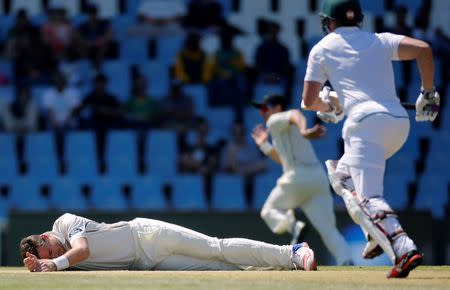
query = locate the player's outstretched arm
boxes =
[251,125,282,164]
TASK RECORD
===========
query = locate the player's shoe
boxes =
[292,242,317,271]
[290,221,306,245]
[325,160,355,196]
[362,239,383,259]
[387,250,423,278]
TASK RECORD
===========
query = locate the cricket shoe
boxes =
[290,221,306,245]
[292,242,317,271]
[325,160,355,197]
[362,239,383,259]
[387,250,423,278]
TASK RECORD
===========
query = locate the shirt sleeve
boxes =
[267,111,292,133]
[304,44,327,84]
[52,213,89,244]
[377,32,406,61]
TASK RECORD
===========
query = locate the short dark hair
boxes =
[19,235,45,259]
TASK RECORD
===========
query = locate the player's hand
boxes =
[35,259,57,272]
[251,125,269,146]
[415,87,440,121]
[317,109,345,124]
[302,124,327,139]
[23,252,38,272]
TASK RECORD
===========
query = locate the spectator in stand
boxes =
[221,121,268,205]
[208,25,247,119]
[41,5,80,59]
[128,0,186,37]
[6,9,57,85]
[179,117,219,203]
[124,75,161,129]
[160,81,194,133]
[174,32,211,84]
[42,72,81,130]
[0,86,38,133]
[183,0,226,33]
[254,21,293,97]
[75,73,123,169]
[78,4,117,64]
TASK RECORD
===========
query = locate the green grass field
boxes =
[0,266,449,290]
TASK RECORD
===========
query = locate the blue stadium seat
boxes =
[11,0,43,16]
[0,85,14,104]
[130,176,168,210]
[137,61,169,99]
[0,133,17,185]
[385,153,415,179]
[157,35,185,65]
[211,175,247,211]
[105,130,138,182]
[24,132,59,183]
[9,177,49,211]
[146,130,178,180]
[383,174,410,210]
[252,173,279,210]
[65,131,98,183]
[0,14,15,42]
[90,177,128,211]
[120,37,149,64]
[253,83,284,103]
[394,0,423,15]
[50,177,88,211]
[88,0,119,19]
[414,174,448,219]
[206,108,234,139]
[360,0,385,16]
[182,84,209,116]
[100,60,130,102]
[243,107,262,131]
[311,136,340,162]
[171,174,207,211]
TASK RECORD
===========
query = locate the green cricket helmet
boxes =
[320,0,364,33]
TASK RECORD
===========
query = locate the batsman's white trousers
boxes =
[261,164,352,265]
[337,112,416,257]
[129,218,294,270]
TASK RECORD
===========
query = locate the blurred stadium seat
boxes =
[171,174,207,211]
[211,174,247,211]
[0,133,18,185]
[65,131,98,183]
[130,176,168,211]
[11,0,43,16]
[146,130,178,180]
[90,176,128,211]
[252,173,279,210]
[9,177,49,211]
[50,177,88,211]
[24,132,59,183]
[105,130,138,182]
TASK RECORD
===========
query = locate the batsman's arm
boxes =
[50,237,90,271]
[301,81,334,112]
[397,36,434,90]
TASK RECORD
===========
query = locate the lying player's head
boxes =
[19,234,65,259]
[252,94,288,120]
[320,0,364,34]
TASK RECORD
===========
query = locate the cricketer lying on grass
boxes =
[20,213,316,272]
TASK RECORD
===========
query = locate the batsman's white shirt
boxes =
[49,213,296,270]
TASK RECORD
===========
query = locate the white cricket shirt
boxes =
[305,27,408,118]
[49,213,136,270]
[267,110,319,172]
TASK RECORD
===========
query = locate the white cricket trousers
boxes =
[260,165,352,265]
[337,113,416,257]
[129,218,295,270]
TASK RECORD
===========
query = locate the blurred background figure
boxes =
[0,85,38,133]
[78,4,117,65]
[160,81,195,133]
[208,24,247,120]
[254,20,293,98]
[174,32,211,84]
[183,0,226,34]
[6,9,57,85]
[179,117,220,204]
[124,75,161,129]
[221,121,267,205]
[42,72,80,131]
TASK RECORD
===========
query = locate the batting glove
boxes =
[317,86,345,124]
[415,87,440,122]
